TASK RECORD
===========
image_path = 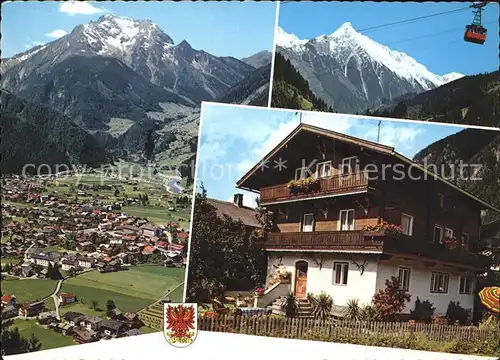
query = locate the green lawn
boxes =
[1,257,23,265]
[60,266,184,313]
[58,302,104,317]
[10,319,74,351]
[12,216,26,224]
[122,206,171,225]
[1,278,57,304]
[2,200,34,209]
[139,326,159,334]
[165,285,184,303]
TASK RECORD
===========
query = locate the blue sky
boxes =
[196,103,481,207]
[1,1,277,58]
[278,1,499,76]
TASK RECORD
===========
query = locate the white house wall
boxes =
[376,262,475,316]
[267,252,378,307]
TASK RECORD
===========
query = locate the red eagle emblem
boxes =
[165,304,195,340]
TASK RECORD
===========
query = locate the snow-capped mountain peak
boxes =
[275,27,308,49]
[307,23,453,90]
[329,22,357,38]
[276,22,465,113]
[441,72,465,84]
[81,14,173,56]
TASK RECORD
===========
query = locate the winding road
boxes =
[41,279,63,320]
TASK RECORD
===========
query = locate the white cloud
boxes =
[252,112,357,160]
[59,1,105,16]
[45,29,68,39]
[25,40,44,49]
[198,140,230,164]
[361,121,424,151]
[235,158,256,175]
[302,112,354,134]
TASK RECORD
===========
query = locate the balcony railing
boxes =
[259,171,369,204]
[264,231,490,268]
[265,231,383,251]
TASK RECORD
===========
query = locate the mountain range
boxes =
[368,71,500,128]
[413,128,500,224]
[0,14,271,174]
[275,23,466,114]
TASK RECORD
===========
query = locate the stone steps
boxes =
[267,296,315,318]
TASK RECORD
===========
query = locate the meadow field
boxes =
[10,319,74,350]
[59,266,185,313]
[1,278,58,304]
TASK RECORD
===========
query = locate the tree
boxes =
[1,320,42,356]
[372,276,411,321]
[106,300,116,312]
[46,263,54,279]
[186,184,267,302]
[52,263,62,280]
[27,334,42,352]
[64,232,77,251]
[90,300,99,310]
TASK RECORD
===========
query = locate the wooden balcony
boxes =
[259,172,369,204]
[264,231,490,269]
[265,231,383,251]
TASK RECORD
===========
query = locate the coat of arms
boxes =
[163,303,198,347]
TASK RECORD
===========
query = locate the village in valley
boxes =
[0,167,191,349]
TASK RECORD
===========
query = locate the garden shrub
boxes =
[445,301,470,325]
[372,276,411,320]
[410,297,435,323]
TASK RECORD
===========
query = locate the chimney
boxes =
[233,193,244,208]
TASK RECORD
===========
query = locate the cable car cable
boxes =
[358,6,472,34]
[385,20,496,46]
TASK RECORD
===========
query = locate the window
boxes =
[459,276,472,295]
[444,228,453,240]
[302,213,314,232]
[295,167,310,180]
[338,209,355,231]
[316,161,332,178]
[398,267,411,291]
[341,156,358,174]
[434,225,443,243]
[461,233,469,249]
[401,214,413,236]
[333,262,349,285]
[430,272,449,293]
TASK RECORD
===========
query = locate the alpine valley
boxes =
[0,14,272,178]
[273,23,499,126]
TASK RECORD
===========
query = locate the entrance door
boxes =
[294,261,308,299]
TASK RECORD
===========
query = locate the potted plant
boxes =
[279,270,292,284]
[287,180,300,193]
[362,221,402,236]
[255,287,265,297]
[287,177,320,194]
[252,228,265,239]
[444,236,460,250]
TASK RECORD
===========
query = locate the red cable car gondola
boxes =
[464,2,488,45]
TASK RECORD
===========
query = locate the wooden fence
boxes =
[198,316,495,343]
